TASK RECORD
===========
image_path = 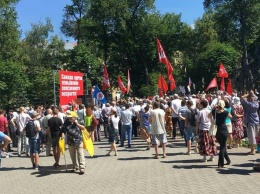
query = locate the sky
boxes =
[16,0,204,40]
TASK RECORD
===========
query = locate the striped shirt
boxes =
[178,106,187,120]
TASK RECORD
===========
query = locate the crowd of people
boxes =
[0,89,260,173]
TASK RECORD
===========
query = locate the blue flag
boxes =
[92,85,107,104]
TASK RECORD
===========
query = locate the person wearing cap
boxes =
[61,111,86,174]
[28,111,42,170]
[11,107,32,157]
[231,97,244,148]
[241,90,259,155]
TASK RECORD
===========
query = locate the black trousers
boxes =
[132,116,139,137]
[216,131,231,167]
[172,117,180,138]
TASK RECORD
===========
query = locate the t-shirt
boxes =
[14,113,31,131]
[143,112,150,127]
[121,109,133,125]
[0,116,8,133]
[48,117,63,137]
[213,110,229,127]
[225,107,231,124]
[185,108,196,129]
[33,120,41,140]
[150,108,166,135]
[178,106,187,120]
[171,99,181,118]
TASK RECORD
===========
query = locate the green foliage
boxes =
[0,61,30,109]
[193,42,240,90]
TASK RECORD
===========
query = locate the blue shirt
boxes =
[143,112,150,127]
[225,107,231,124]
[241,98,259,124]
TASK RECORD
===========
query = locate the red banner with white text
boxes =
[59,70,83,106]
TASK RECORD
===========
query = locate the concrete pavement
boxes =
[0,136,260,194]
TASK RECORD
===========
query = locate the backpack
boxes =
[189,108,197,127]
[25,120,37,138]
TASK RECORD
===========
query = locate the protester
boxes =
[184,100,198,155]
[102,103,111,138]
[165,101,173,136]
[84,107,98,142]
[211,100,232,168]
[28,111,42,170]
[149,101,167,159]
[231,97,244,148]
[41,108,53,156]
[178,99,187,140]
[224,96,233,149]
[11,107,31,157]
[171,94,181,139]
[143,105,151,150]
[0,110,11,158]
[48,108,63,168]
[62,111,85,174]
[120,104,133,148]
[241,91,259,155]
[197,99,217,162]
[106,110,119,156]
[93,106,101,142]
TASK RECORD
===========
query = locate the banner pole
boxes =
[53,70,57,106]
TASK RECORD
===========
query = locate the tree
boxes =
[0,0,20,61]
[0,61,30,110]
[204,0,260,90]
[193,42,240,91]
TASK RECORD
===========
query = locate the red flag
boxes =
[127,69,131,94]
[168,74,176,91]
[117,76,127,94]
[156,38,168,65]
[102,65,110,91]
[161,75,168,94]
[220,77,225,91]
[205,77,218,91]
[166,61,174,76]
[217,62,228,78]
[226,79,232,95]
[158,75,163,97]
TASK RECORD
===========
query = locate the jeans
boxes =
[17,132,29,155]
[94,122,101,141]
[29,138,40,154]
[216,131,230,167]
[103,117,109,137]
[121,124,132,146]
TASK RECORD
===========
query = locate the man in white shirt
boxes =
[149,101,167,159]
[119,104,133,148]
[11,107,31,157]
[171,94,181,139]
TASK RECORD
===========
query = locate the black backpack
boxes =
[25,120,37,138]
[189,108,197,127]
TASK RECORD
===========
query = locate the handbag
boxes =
[209,111,217,136]
[139,127,149,140]
[15,128,21,136]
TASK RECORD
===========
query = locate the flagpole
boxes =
[53,70,58,106]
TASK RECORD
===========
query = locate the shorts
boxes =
[51,136,60,147]
[226,122,232,133]
[0,131,7,141]
[29,138,41,154]
[185,127,197,141]
[144,125,151,134]
[151,133,167,145]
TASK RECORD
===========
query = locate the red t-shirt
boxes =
[0,116,8,133]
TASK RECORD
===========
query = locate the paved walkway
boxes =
[0,135,260,194]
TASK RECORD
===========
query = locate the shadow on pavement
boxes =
[161,159,204,164]
[232,162,255,168]
[172,164,215,169]
[31,165,73,177]
[117,156,151,161]
[0,167,32,171]
[227,152,247,156]
[216,168,256,175]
